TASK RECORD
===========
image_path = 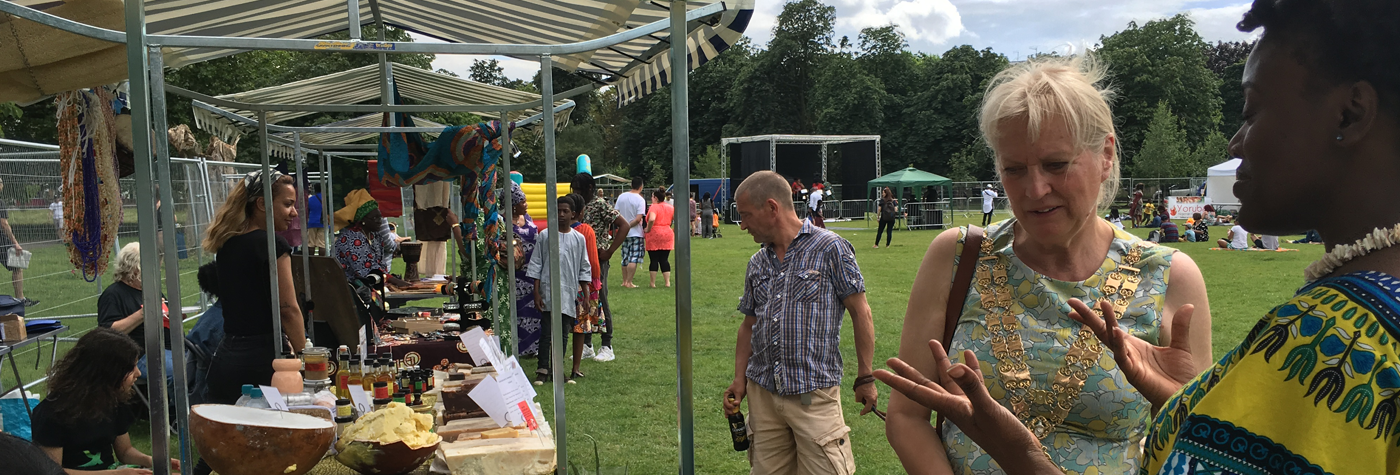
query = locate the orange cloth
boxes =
[574,223,602,292]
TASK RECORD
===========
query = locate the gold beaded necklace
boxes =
[974,236,1146,457]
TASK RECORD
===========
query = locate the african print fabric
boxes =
[1145,271,1400,475]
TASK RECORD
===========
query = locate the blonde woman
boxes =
[97,242,173,387]
[883,56,1213,474]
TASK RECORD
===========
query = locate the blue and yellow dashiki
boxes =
[1146,271,1400,474]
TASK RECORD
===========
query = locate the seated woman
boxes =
[878,1,1400,472]
[332,189,409,287]
[884,55,1212,474]
[31,328,180,473]
[96,242,171,388]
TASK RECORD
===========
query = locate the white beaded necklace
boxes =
[1304,224,1400,282]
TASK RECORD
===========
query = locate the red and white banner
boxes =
[1166,196,1206,220]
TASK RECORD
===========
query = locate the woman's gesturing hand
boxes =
[1067,298,1200,409]
[875,340,1059,473]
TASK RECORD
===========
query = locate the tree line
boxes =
[0,0,1255,189]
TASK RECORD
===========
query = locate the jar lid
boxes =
[373,381,387,387]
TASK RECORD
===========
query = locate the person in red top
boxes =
[644,187,674,287]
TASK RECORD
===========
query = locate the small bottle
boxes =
[362,357,377,392]
[335,347,351,398]
[234,384,254,407]
[347,355,363,394]
[393,391,406,405]
[727,397,749,452]
[372,397,392,411]
[376,358,394,390]
[335,398,354,420]
[335,414,355,438]
[397,363,412,394]
[373,381,390,400]
[246,387,271,409]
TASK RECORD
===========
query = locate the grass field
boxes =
[3,213,1325,473]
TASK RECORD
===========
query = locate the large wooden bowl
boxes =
[334,439,439,475]
[190,404,335,475]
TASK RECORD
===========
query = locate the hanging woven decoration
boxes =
[57,87,124,281]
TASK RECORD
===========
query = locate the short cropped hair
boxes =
[735,171,794,211]
[980,55,1120,210]
[631,176,644,190]
[114,242,141,284]
[1239,0,1399,119]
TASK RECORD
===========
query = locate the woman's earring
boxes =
[1337,134,1344,141]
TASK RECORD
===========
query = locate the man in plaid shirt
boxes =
[723,171,877,475]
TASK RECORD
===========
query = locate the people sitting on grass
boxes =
[1218,223,1250,250]
[1106,207,1124,229]
[1252,233,1279,250]
[97,242,173,391]
[1292,229,1322,244]
[1158,214,1181,242]
[1190,212,1209,242]
[31,328,180,473]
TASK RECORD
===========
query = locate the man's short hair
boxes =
[631,176,644,190]
[736,171,794,211]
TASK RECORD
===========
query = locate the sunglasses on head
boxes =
[244,169,287,202]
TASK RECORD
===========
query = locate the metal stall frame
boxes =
[1,0,717,472]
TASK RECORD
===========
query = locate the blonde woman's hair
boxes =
[113,242,141,284]
[203,174,293,253]
[979,54,1120,210]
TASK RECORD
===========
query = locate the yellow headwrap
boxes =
[333,189,378,232]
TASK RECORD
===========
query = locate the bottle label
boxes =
[374,385,390,399]
[305,362,328,373]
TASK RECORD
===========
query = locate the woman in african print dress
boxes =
[508,182,544,356]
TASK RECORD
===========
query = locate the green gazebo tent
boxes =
[867,166,952,201]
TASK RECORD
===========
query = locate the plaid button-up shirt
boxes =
[738,222,866,395]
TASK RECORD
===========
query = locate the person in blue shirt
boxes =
[306,184,328,253]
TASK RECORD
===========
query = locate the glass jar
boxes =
[302,347,330,381]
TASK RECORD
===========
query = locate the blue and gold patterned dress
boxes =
[942,219,1175,474]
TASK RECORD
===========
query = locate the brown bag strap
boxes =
[936,225,983,432]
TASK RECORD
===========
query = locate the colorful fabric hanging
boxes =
[57,87,123,281]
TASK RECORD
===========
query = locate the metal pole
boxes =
[323,153,333,250]
[148,47,192,475]
[670,3,695,473]
[123,1,170,471]
[500,111,515,358]
[347,0,361,40]
[448,182,458,304]
[261,111,283,357]
[820,143,828,183]
[296,133,313,342]
[541,53,566,471]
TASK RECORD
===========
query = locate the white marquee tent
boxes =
[1206,158,1240,206]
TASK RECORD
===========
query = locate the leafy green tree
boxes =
[693,145,724,179]
[728,0,835,135]
[1097,14,1222,172]
[1132,101,1189,178]
[812,52,885,135]
[1189,129,1231,176]
[896,45,1007,178]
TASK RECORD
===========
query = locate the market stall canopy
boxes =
[1205,158,1240,206]
[866,167,952,199]
[266,113,445,158]
[191,63,570,141]
[1,0,754,106]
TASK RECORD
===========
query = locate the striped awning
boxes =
[264,113,443,158]
[190,63,572,141]
[5,0,754,106]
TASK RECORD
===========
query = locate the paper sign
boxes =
[501,356,536,399]
[258,386,289,411]
[495,357,537,426]
[467,375,509,427]
[517,401,538,430]
[359,325,368,362]
[477,337,506,370]
[348,385,372,414]
[460,327,490,366]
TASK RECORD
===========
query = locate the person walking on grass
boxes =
[724,170,877,475]
[875,187,898,248]
[573,173,628,362]
[527,195,592,384]
[980,183,997,226]
[0,178,35,307]
[614,176,647,288]
[644,187,674,288]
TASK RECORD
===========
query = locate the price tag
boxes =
[358,325,368,362]
[459,327,490,366]
[517,401,538,431]
[348,385,372,414]
[259,386,289,411]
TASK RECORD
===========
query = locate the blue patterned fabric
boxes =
[738,221,866,395]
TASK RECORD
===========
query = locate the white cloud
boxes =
[842,0,964,44]
[743,0,1257,57]
[409,33,539,83]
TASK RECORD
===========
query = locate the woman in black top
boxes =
[198,169,305,405]
[31,328,178,473]
[875,187,898,248]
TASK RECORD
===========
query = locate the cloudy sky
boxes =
[426,0,1260,81]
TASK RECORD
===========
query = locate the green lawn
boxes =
[5,216,1325,473]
